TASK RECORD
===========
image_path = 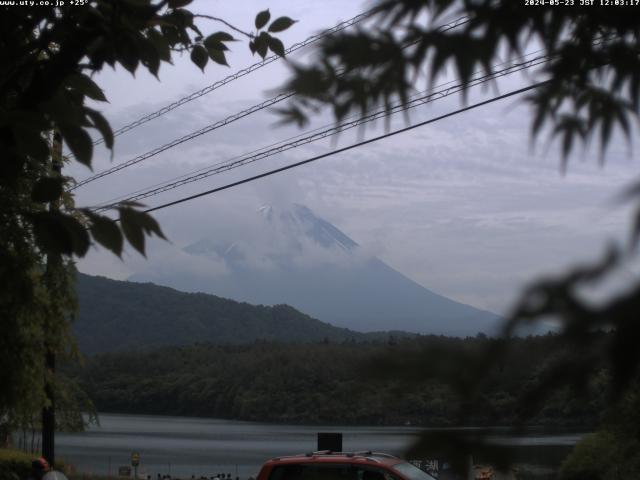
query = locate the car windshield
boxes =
[391,463,436,480]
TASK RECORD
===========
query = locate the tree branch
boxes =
[194,14,252,39]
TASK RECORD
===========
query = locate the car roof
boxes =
[263,452,404,469]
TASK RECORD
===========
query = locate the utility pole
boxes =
[42,130,62,467]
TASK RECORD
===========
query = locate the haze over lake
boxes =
[56,414,584,478]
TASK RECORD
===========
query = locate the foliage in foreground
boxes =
[0,0,294,441]
[0,448,32,480]
[559,389,640,480]
[0,449,69,480]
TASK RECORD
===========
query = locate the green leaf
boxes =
[115,37,140,74]
[267,36,285,57]
[190,44,208,71]
[31,212,64,255]
[64,73,108,102]
[59,125,93,167]
[147,28,171,62]
[40,91,87,126]
[137,210,166,240]
[248,41,256,55]
[204,38,228,52]
[167,8,194,29]
[531,103,547,138]
[119,208,145,256]
[208,48,228,66]
[138,36,161,78]
[254,32,269,58]
[204,31,234,45]
[119,207,166,256]
[168,0,192,7]
[189,22,203,38]
[83,210,124,257]
[62,214,91,257]
[32,177,64,203]
[255,9,270,30]
[268,16,296,33]
[30,211,90,257]
[85,108,114,150]
[272,106,309,127]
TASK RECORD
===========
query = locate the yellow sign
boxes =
[131,452,140,467]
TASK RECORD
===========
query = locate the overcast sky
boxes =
[71,0,639,316]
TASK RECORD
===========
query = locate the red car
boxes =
[256,451,437,480]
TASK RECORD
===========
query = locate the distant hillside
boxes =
[74,273,365,354]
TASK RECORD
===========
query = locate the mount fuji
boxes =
[129,204,500,336]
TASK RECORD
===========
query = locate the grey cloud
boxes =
[75,0,638,318]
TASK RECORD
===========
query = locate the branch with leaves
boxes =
[280,0,639,159]
[0,0,295,432]
[1,0,296,259]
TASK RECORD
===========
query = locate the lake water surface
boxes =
[56,413,584,478]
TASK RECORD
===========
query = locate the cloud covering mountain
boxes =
[129,204,500,336]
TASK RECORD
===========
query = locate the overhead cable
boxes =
[98,46,550,206]
[92,53,550,213]
[91,8,379,147]
[72,15,471,190]
[138,80,551,215]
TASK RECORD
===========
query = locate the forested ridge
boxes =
[71,334,607,427]
[74,273,369,353]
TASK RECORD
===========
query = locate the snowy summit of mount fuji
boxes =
[129,203,500,336]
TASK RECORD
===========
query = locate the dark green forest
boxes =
[70,334,608,428]
[74,274,369,353]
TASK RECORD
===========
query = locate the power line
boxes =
[72,15,471,191]
[92,53,550,212]
[71,90,295,191]
[139,80,551,215]
[95,55,547,210]
[91,8,379,148]
[96,47,549,207]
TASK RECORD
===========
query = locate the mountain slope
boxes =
[129,204,500,336]
[74,273,365,354]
